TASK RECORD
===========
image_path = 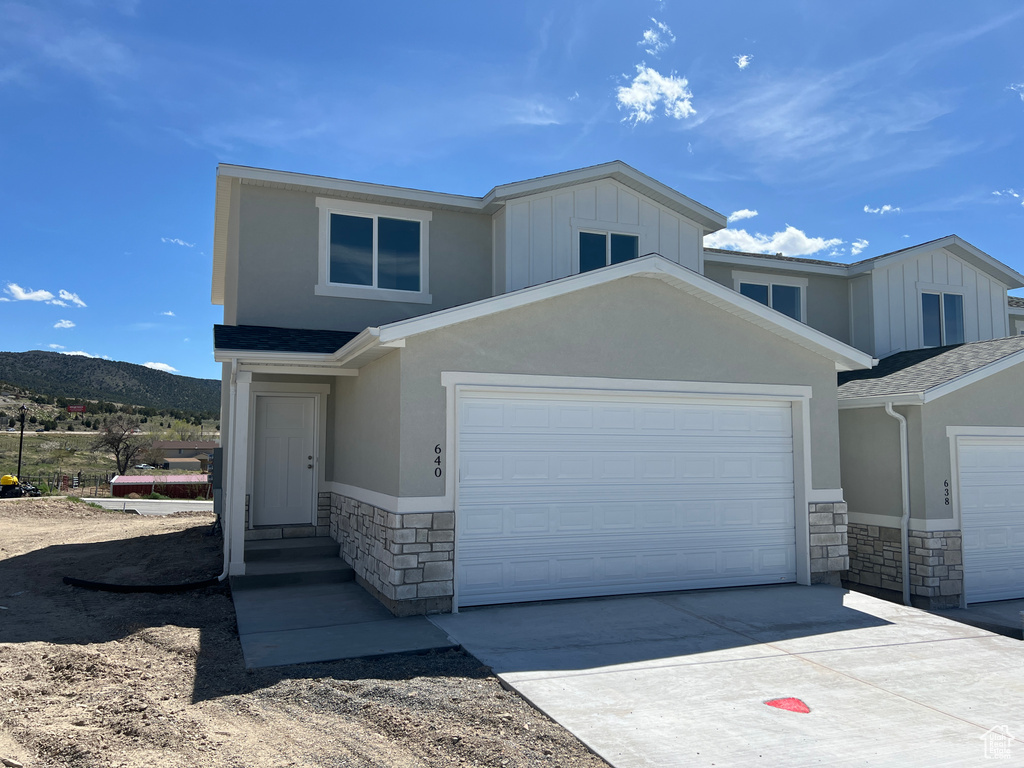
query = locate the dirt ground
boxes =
[0,498,608,768]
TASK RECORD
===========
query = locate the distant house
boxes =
[152,441,218,459]
[163,456,204,472]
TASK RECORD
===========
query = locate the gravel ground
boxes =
[0,498,609,767]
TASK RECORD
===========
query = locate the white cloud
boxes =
[161,310,175,316]
[704,225,843,257]
[851,239,870,256]
[5,283,54,302]
[638,19,676,57]
[993,189,1024,206]
[161,237,195,247]
[727,209,759,222]
[568,90,579,101]
[1010,84,1024,102]
[48,343,65,349]
[144,362,178,373]
[58,289,87,308]
[863,204,901,214]
[617,65,696,125]
[734,54,753,70]
[53,319,75,329]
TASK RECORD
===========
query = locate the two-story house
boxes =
[211,161,1024,615]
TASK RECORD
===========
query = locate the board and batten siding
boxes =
[870,248,1010,358]
[502,180,703,293]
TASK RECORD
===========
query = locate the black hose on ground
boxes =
[62,576,221,593]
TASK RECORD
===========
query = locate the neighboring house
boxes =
[153,440,219,458]
[1009,295,1024,336]
[163,456,204,472]
[210,160,1022,615]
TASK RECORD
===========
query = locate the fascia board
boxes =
[485,161,727,232]
[920,348,1024,403]
[330,327,382,366]
[216,164,485,213]
[847,235,1024,288]
[211,174,233,306]
[213,349,337,364]
[375,255,875,372]
[837,395,924,409]
[704,250,850,277]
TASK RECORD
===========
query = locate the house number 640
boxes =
[433,444,443,478]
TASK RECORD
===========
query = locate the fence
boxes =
[15,472,116,497]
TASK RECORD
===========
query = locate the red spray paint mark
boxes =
[765,697,811,714]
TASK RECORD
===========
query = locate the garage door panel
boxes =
[460,498,795,538]
[457,392,797,606]
[959,438,1024,603]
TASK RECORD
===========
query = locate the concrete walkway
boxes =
[431,585,1024,767]
[232,581,457,668]
[933,598,1024,639]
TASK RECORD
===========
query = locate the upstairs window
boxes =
[579,231,639,273]
[734,272,806,322]
[922,292,964,346]
[330,214,420,291]
[316,198,431,303]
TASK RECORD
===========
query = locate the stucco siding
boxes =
[701,262,851,343]
[870,248,1011,357]
[504,180,703,292]
[921,362,1024,521]
[839,407,904,521]
[331,351,402,497]
[396,274,844,497]
[233,184,492,331]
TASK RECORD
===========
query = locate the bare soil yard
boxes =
[0,499,607,768]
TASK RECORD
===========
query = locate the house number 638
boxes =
[433,444,443,478]
[944,479,950,505]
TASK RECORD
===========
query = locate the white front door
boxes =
[959,437,1024,603]
[456,390,797,607]
[251,395,317,527]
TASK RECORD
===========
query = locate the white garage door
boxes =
[959,438,1024,603]
[456,390,797,607]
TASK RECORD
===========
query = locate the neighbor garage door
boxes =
[456,389,797,607]
[959,437,1024,603]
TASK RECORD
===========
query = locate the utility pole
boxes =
[16,405,27,479]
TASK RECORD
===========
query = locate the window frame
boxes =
[571,219,642,274]
[731,270,808,323]
[315,197,432,303]
[920,288,965,347]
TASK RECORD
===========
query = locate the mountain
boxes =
[0,351,220,414]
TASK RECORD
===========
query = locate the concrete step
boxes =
[231,558,355,590]
[245,536,339,562]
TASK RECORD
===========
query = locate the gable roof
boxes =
[837,335,1024,406]
[704,235,1024,288]
[1009,295,1024,310]
[333,255,875,372]
[212,162,728,305]
[214,324,360,354]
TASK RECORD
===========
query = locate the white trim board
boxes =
[847,511,960,533]
[335,255,874,372]
[325,482,453,515]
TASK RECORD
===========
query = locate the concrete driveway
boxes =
[430,585,1024,767]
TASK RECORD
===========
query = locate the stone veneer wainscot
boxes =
[809,502,849,585]
[328,492,454,616]
[845,522,963,609]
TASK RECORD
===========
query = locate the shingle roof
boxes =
[703,248,845,268]
[214,324,359,354]
[837,336,1024,399]
[1009,295,1024,309]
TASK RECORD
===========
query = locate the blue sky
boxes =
[2,1,1022,381]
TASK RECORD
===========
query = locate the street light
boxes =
[16,405,27,480]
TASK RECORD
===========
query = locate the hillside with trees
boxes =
[0,350,220,413]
